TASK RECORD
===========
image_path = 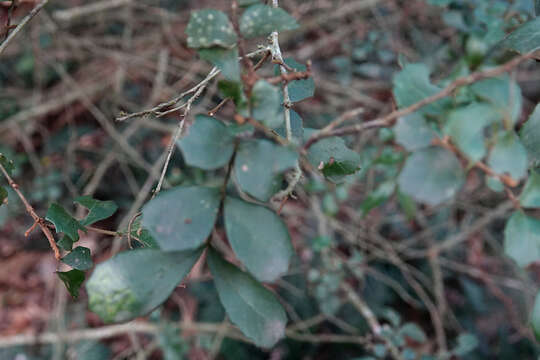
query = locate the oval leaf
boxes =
[504,211,540,267]
[186,10,237,49]
[394,113,436,151]
[62,246,93,271]
[497,16,540,54]
[142,186,220,251]
[74,196,118,226]
[207,249,287,347]
[234,140,297,202]
[46,203,86,242]
[224,197,292,282]
[240,4,298,38]
[488,131,528,180]
[177,115,236,170]
[251,80,282,128]
[398,147,464,206]
[86,248,203,323]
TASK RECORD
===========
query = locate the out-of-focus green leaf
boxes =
[57,269,85,299]
[224,197,292,282]
[177,115,236,170]
[394,113,436,151]
[86,248,202,323]
[0,153,14,175]
[46,203,86,242]
[520,171,540,208]
[470,75,522,124]
[444,103,501,161]
[531,290,540,340]
[504,211,540,267]
[0,186,7,207]
[62,246,93,271]
[488,131,528,180]
[234,140,297,202]
[251,80,283,128]
[520,103,540,163]
[452,333,479,356]
[186,10,237,48]
[142,186,220,251]
[398,147,464,206]
[74,196,117,226]
[360,180,396,215]
[207,249,287,347]
[198,47,240,81]
[240,4,298,38]
[275,58,314,102]
[497,16,540,54]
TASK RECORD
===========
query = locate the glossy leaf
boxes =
[62,246,93,271]
[504,211,540,267]
[177,115,236,170]
[394,113,436,151]
[520,103,540,164]
[198,47,240,81]
[393,63,446,115]
[497,16,540,54]
[398,147,464,206]
[142,186,220,251]
[46,203,86,242]
[275,58,314,103]
[57,269,85,299]
[224,197,292,281]
[240,4,299,38]
[251,80,283,128]
[488,131,528,180]
[305,131,361,183]
[74,196,118,226]
[86,248,202,323]
[520,171,540,208]
[186,10,237,48]
[234,140,297,202]
[444,103,501,161]
[218,80,246,107]
[207,249,287,347]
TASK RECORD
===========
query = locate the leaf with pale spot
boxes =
[224,197,292,282]
[240,4,298,39]
[86,248,202,323]
[62,246,93,271]
[234,139,297,202]
[186,10,237,49]
[207,249,287,347]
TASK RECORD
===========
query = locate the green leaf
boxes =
[275,58,314,102]
[531,291,540,340]
[239,0,260,5]
[520,171,540,208]
[142,186,220,251]
[207,249,287,347]
[488,131,528,180]
[177,115,236,170]
[57,269,85,299]
[497,16,540,54]
[0,186,7,207]
[392,63,447,115]
[470,75,522,125]
[198,47,240,81]
[305,131,361,183]
[186,10,237,49]
[399,323,427,343]
[274,109,304,145]
[452,333,478,356]
[87,248,202,323]
[520,103,540,164]
[74,196,118,226]
[234,140,297,202]
[444,103,501,161]
[537,0,540,17]
[62,246,93,271]
[46,203,86,242]
[224,197,292,282]
[240,4,299,38]
[360,180,396,215]
[0,153,14,175]
[394,113,436,151]
[251,80,283,128]
[398,147,464,206]
[218,80,246,107]
[504,211,540,267]
[57,235,74,251]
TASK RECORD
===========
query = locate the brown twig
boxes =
[0,0,48,55]
[303,52,535,150]
[0,162,60,260]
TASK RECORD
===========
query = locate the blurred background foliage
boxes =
[1,0,540,359]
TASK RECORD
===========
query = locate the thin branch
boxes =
[303,52,536,150]
[0,0,48,55]
[0,163,60,260]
